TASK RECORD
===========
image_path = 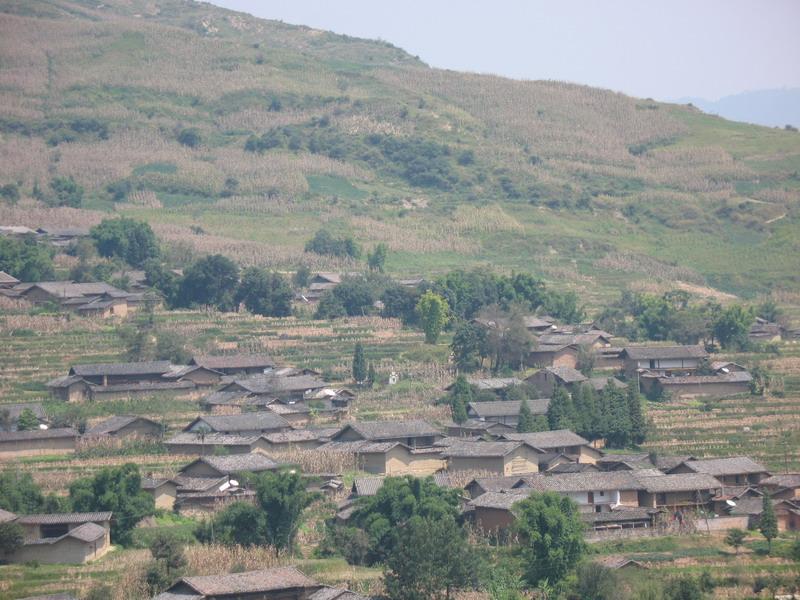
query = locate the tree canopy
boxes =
[235,267,293,317]
[0,236,54,281]
[90,218,160,268]
[416,291,449,344]
[176,254,239,310]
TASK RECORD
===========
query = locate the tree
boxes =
[367,362,377,388]
[314,291,347,319]
[547,385,576,431]
[572,384,599,440]
[602,383,633,449]
[0,236,54,281]
[0,470,52,513]
[451,392,468,424]
[69,463,155,546]
[576,345,596,377]
[254,470,318,553]
[451,321,488,372]
[573,562,619,600]
[305,229,361,259]
[49,175,83,207]
[416,291,449,344]
[176,254,239,311]
[759,494,778,552]
[381,284,422,325]
[712,304,755,349]
[368,243,389,272]
[445,375,473,425]
[90,218,160,267]
[517,399,535,433]
[143,259,179,306]
[627,385,647,445]
[16,408,40,431]
[195,501,268,547]
[352,342,368,384]
[384,515,475,600]
[724,528,746,555]
[235,267,293,317]
[331,275,378,316]
[514,492,586,587]
[149,531,187,577]
[177,127,201,148]
[0,521,23,556]
[664,575,704,600]
[293,265,311,288]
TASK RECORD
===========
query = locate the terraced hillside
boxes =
[0,0,799,299]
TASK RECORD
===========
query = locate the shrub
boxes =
[304,229,361,259]
[49,176,83,207]
[177,127,201,148]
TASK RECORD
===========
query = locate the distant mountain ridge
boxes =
[679,88,800,129]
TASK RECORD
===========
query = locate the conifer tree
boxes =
[759,494,778,552]
[547,385,576,430]
[367,362,376,388]
[572,384,598,440]
[517,398,535,432]
[627,385,647,445]
[451,393,468,424]
[352,342,367,384]
[448,375,473,424]
[602,384,632,448]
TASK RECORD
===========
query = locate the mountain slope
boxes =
[0,0,799,300]
[682,88,800,129]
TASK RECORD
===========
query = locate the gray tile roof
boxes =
[442,441,530,458]
[469,489,533,509]
[309,588,371,600]
[634,472,722,493]
[141,478,177,491]
[622,345,708,360]
[761,473,800,489]
[538,332,611,346]
[23,281,125,299]
[468,399,549,418]
[0,270,19,284]
[584,507,656,524]
[0,427,77,442]
[69,361,172,377]
[229,374,328,394]
[165,432,263,447]
[84,415,160,435]
[172,476,228,492]
[91,380,195,394]
[540,366,587,383]
[178,567,318,595]
[446,377,523,391]
[657,372,752,385]
[182,454,280,475]
[65,522,106,543]
[201,390,252,406]
[187,412,290,433]
[352,477,385,496]
[587,376,627,391]
[679,457,768,476]
[0,402,46,422]
[517,471,645,493]
[16,512,112,525]
[333,419,441,441]
[0,508,18,522]
[263,429,337,444]
[191,354,274,370]
[501,429,590,448]
[467,476,527,494]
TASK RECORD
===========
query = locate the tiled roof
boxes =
[468,399,549,417]
[538,332,610,346]
[70,360,172,377]
[201,390,251,406]
[0,402,46,422]
[761,473,800,489]
[230,374,328,394]
[518,471,645,493]
[85,415,160,435]
[679,457,768,476]
[333,419,441,441]
[540,366,587,383]
[141,477,177,490]
[317,440,407,455]
[187,412,290,433]
[191,354,274,370]
[469,490,533,510]
[181,454,280,475]
[179,567,318,595]
[0,427,77,442]
[584,508,656,524]
[467,476,527,494]
[17,512,112,525]
[500,429,589,448]
[622,345,708,360]
[657,372,752,385]
[23,281,125,299]
[634,472,722,493]
[91,380,195,393]
[587,376,627,391]
[173,476,228,492]
[462,377,524,391]
[309,588,371,600]
[0,270,20,284]
[263,429,336,444]
[0,508,17,522]
[165,432,262,447]
[352,477,385,496]
[442,440,530,458]
[66,522,106,543]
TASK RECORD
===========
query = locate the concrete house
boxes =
[4,512,111,564]
[178,454,281,478]
[500,430,601,464]
[442,441,541,475]
[330,419,443,448]
[621,345,708,378]
[84,415,163,439]
[155,567,323,600]
[668,457,770,486]
[141,478,179,510]
[525,366,587,397]
[466,399,549,428]
[190,354,275,376]
[184,412,292,435]
[0,428,78,458]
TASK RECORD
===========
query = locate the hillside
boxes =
[1,0,800,301]
[682,88,800,129]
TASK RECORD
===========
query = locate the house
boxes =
[445,419,517,438]
[162,364,224,387]
[330,420,443,448]
[46,375,92,402]
[0,270,20,288]
[4,512,111,564]
[350,476,385,498]
[319,440,444,476]
[466,399,549,428]
[68,361,173,386]
[621,345,708,378]
[500,430,601,464]
[710,485,763,515]
[526,344,579,369]
[12,281,137,317]
[537,331,613,350]
[468,489,533,533]
[171,475,256,515]
[525,367,587,397]
[141,478,179,510]
[0,402,48,431]
[309,587,371,600]
[36,227,90,246]
[728,497,800,532]
[635,472,722,509]
[514,471,645,511]
[643,371,752,399]
[0,428,78,458]
[465,475,529,499]
[592,556,649,569]
[184,412,292,435]
[760,474,800,501]
[668,457,770,486]
[261,428,339,451]
[594,347,625,370]
[84,415,163,439]
[178,454,281,478]
[165,432,271,455]
[190,354,275,376]
[155,567,323,600]
[442,441,541,475]
[587,376,628,393]
[222,374,329,400]
[749,317,782,343]
[444,377,524,397]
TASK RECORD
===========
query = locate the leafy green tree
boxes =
[416,291,449,344]
[757,298,781,323]
[573,562,619,600]
[143,259,180,306]
[177,127,201,148]
[789,537,800,562]
[576,345,596,376]
[543,290,585,324]
[351,475,462,564]
[445,375,473,425]
[69,463,155,546]
[759,494,778,552]
[195,501,268,547]
[517,398,535,433]
[176,254,239,311]
[0,521,23,556]
[0,470,51,513]
[90,218,160,267]
[514,492,586,587]
[235,267,293,317]
[381,284,421,325]
[332,275,378,316]
[547,385,576,431]
[384,515,476,600]
[712,304,755,349]
[254,470,318,553]
[314,291,347,319]
[451,392,468,424]
[627,385,647,445]
[293,264,311,288]
[572,384,599,440]
[451,320,488,372]
[368,243,389,272]
[149,531,187,576]
[305,229,361,259]
[724,528,746,555]
[49,175,83,207]
[601,382,633,448]
[352,342,367,384]
[367,362,377,388]
[0,182,20,204]
[664,575,705,600]
[15,408,40,431]
[0,236,54,281]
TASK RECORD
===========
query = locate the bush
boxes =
[304,229,361,259]
[0,236,55,281]
[90,218,160,268]
[49,176,83,207]
[177,127,201,148]
[0,183,20,203]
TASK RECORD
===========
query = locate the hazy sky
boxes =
[207,0,800,101]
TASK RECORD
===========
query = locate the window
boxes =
[41,524,69,538]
